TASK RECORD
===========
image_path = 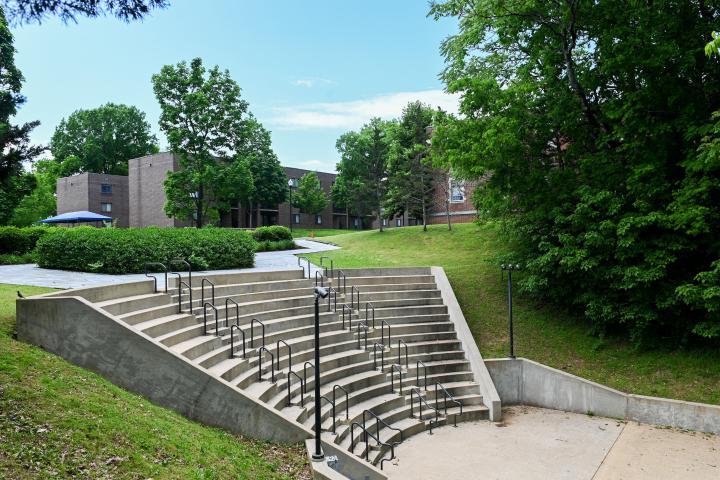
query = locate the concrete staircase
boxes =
[18,266,495,475]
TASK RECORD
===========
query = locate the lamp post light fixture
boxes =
[312,285,329,461]
[189,190,202,228]
[500,264,522,359]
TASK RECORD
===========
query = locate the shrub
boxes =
[254,239,296,252]
[0,252,37,265]
[36,227,256,274]
[252,226,292,242]
[0,226,54,255]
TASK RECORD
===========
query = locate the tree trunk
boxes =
[346,209,349,230]
[255,203,261,227]
[422,200,427,232]
[196,183,203,228]
[446,198,452,231]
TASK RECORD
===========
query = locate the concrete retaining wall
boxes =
[486,358,720,435]
[431,266,502,421]
[16,295,311,443]
[306,440,387,480]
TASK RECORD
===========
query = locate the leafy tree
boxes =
[385,101,435,231]
[330,169,355,229]
[50,103,158,176]
[2,0,168,24]
[0,6,43,225]
[430,0,720,344]
[152,58,256,227]
[246,124,288,227]
[335,118,393,231]
[293,172,327,217]
[9,158,56,225]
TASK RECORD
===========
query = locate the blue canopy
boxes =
[40,211,112,223]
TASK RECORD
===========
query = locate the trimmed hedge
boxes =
[0,226,54,255]
[255,239,296,252]
[36,227,256,274]
[252,226,293,242]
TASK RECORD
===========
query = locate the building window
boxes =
[101,183,112,194]
[289,178,299,188]
[100,202,112,213]
[450,178,465,203]
[382,218,388,226]
[396,218,403,227]
[353,218,361,228]
[315,215,322,225]
[293,213,300,224]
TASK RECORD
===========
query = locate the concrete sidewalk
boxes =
[0,239,338,290]
[384,406,720,480]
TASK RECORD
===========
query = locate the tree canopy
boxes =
[293,172,327,216]
[1,0,168,24]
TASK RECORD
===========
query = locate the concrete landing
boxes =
[384,406,720,480]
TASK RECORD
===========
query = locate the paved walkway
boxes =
[384,406,720,480]
[0,239,338,290]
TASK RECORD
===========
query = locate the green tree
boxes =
[0,5,43,225]
[50,103,158,176]
[293,172,327,218]
[152,58,257,227]
[9,158,56,225]
[385,101,435,231]
[3,0,168,24]
[335,118,392,231]
[330,167,352,229]
[246,124,288,227]
[430,0,720,344]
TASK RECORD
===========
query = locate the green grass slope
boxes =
[306,223,720,404]
[0,284,310,479]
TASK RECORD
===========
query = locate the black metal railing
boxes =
[327,286,337,312]
[363,409,403,444]
[225,298,239,328]
[250,318,266,348]
[303,361,315,394]
[373,342,386,371]
[332,385,349,421]
[335,269,347,294]
[356,322,369,350]
[397,339,409,369]
[315,270,324,287]
[390,364,403,394]
[144,262,168,293]
[257,346,275,382]
[350,422,396,470]
[320,256,334,277]
[410,387,440,433]
[276,340,292,372]
[230,324,246,358]
[169,258,192,290]
[201,278,215,308]
[297,256,311,279]
[320,395,337,433]
[176,280,192,314]
[342,303,353,330]
[434,382,463,427]
[203,302,219,335]
[416,360,428,389]
[287,371,304,407]
[351,285,360,311]
[381,319,391,346]
[365,301,375,328]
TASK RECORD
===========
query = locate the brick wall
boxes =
[56,173,130,227]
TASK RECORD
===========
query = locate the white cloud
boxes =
[293,77,335,88]
[300,159,324,167]
[270,89,460,130]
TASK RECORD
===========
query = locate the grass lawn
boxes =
[0,284,310,479]
[291,228,355,239]
[305,223,720,405]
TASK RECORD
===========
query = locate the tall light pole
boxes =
[288,179,295,233]
[312,286,329,461]
[500,264,521,359]
[190,190,202,228]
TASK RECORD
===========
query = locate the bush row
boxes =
[252,226,293,242]
[0,226,55,255]
[36,227,256,274]
[255,239,296,252]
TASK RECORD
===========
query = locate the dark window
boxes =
[315,215,322,225]
[293,213,300,224]
[101,202,112,213]
[396,218,403,227]
[101,184,112,194]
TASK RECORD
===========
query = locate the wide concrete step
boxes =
[167,269,305,289]
[117,303,180,325]
[173,287,315,311]
[134,313,198,338]
[188,295,315,317]
[356,289,441,301]
[332,282,437,293]
[97,292,171,315]
[338,267,432,277]
[343,275,436,286]
[372,305,448,318]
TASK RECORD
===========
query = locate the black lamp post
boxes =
[190,190,202,228]
[312,285,328,461]
[288,179,295,233]
[500,264,521,359]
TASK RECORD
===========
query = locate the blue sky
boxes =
[13,0,458,173]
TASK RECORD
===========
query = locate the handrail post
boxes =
[230,325,246,358]
[225,298,239,328]
[356,322,368,350]
[365,302,375,328]
[342,304,352,330]
[144,262,168,293]
[381,320,390,346]
[398,339,408,369]
[333,385,349,420]
[250,318,265,349]
[287,371,304,407]
[201,278,215,308]
[390,364,403,394]
[303,361,314,394]
[203,302,218,335]
[257,347,275,382]
[276,340,292,372]
[416,360,428,389]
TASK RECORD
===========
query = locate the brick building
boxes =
[56,173,130,227]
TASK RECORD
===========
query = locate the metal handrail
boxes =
[365,302,375,328]
[297,256,306,278]
[144,262,168,293]
[416,360,428,389]
[250,318,265,348]
[257,346,275,382]
[363,409,403,444]
[315,270,324,287]
[335,269,347,294]
[203,302,219,335]
[373,342,386,371]
[332,385,349,421]
[176,279,192,314]
[397,339,409,369]
[320,395,337,433]
[342,303,353,330]
[201,278,215,308]
[169,258,192,289]
[435,382,463,427]
[225,298,239,328]
[356,322,369,350]
[230,324,246,358]
[287,371,304,407]
[320,256,333,277]
[390,364,403,394]
[351,285,360,311]
[297,256,311,279]
[327,286,337,312]
[350,422,396,470]
[276,340,292,372]
[303,361,315,394]
[410,387,440,434]
[381,319,391,346]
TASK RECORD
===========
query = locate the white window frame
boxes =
[450,178,466,203]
